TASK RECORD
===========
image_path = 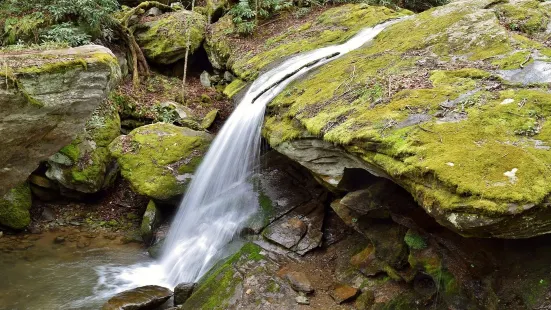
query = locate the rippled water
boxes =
[0,230,147,310]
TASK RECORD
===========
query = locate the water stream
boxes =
[91,19,402,301]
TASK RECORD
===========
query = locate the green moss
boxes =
[109,123,211,200]
[136,10,207,64]
[223,79,247,98]
[140,200,159,242]
[492,51,533,70]
[0,183,32,230]
[59,141,81,163]
[17,58,88,75]
[404,230,427,250]
[231,4,412,80]
[184,243,264,309]
[496,0,550,35]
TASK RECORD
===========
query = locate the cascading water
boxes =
[85,18,403,306]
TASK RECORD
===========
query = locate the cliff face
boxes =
[0,45,121,196]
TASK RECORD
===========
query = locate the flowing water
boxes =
[0,19,403,309]
[92,18,403,302]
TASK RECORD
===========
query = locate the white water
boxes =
[85,19,401,305]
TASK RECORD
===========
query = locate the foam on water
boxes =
[88,18,403,303]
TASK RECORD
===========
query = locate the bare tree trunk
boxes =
[181,1,197,102]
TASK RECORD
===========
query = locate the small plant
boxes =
[229,0,292,35]
[40,23,92,46]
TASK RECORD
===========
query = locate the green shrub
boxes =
[0,0,119,46]
[229,0,292,35]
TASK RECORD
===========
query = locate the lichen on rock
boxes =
[109,123,212,200]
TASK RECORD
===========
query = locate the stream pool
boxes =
[0,228,150,310]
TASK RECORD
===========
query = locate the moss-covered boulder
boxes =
[109,123,212,200]
[204,14,234,70]
[46,101,121,193]
[263,0,551,238]
[183,242,297,309]
[0,183,32,230]
[0,45,121,196]
[135,10,207,64]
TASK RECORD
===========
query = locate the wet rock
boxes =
[174,282,195,305]
[140,200,160,244]
[135,10,207,64]
[200,71,211,87]
[109,123,212,201]
[76,239,91,249]
[0,45,121,196]
[54,236,65,244]
[183,243,297,309]
[102,285,173,310]
[330,284,359,304]
[285,271,314,293]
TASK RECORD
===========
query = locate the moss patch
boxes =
[109,123,212,200]
[0,183,31,230]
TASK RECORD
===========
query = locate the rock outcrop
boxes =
[45,101,121,193]
[0,45,121,196]
[135,10,207,64]
[263,0,551,238]
[109,123,212,201]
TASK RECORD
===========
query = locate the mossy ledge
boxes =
[263,0,551,238]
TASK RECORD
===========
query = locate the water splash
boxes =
[89,18,402,302]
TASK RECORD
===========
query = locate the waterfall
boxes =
[88,18,402,303]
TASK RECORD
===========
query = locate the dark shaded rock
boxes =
[174,282,195,305]
[101,285,173,310]
[285,271,314,293]
[140,200,160,244]
[330,284,359,304]
[355,290,375,310]
[263,217,306,249]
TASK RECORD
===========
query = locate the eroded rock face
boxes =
[101,285,172,310]
[45,101,121,193]
[0,45,121,196]
[263,0,551,238]
[109,123,212,200]
[135,10,207,64]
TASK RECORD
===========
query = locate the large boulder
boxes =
[0,45,121,196]
[135,10,207,64]
[182,243,298,310]
[109,123,212,200]
[102,285,173,310]
[0,183,31,230]
[263,0,551,238]
[45,101,121,193]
